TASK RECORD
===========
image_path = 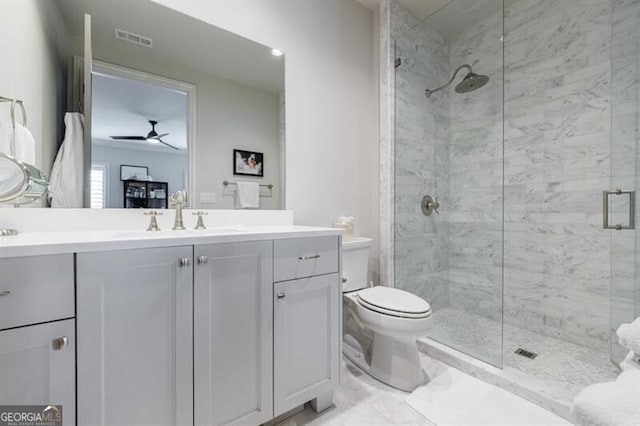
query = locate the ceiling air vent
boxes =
[114,28,152,48]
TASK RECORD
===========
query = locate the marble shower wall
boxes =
[393,2,451,311]
[610,0,640,361]
[447,12,504,321]
[387,0,626,355]
[503,0,612,352]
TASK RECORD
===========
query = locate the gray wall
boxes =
[0,0,68,195]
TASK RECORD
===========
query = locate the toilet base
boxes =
[344,333,426,392]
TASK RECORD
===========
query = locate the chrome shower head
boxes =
[425,64,489,98]
[455,72,490,94]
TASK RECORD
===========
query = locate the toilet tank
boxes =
[341,237,373,292]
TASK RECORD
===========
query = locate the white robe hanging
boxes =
[48,112,84,208]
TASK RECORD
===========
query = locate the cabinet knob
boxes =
[197,255,209,265]
[179,258,191,267]
[277,293,286,299]
[52,336,68,351]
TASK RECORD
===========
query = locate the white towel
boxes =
[0,123,36,165]
[571,370,640,426]
[620,350,640,371]
[47,113,84,208]
[617,317,640,355]
[235,182,259,209]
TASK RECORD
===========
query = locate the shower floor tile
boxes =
[421,307,620,420]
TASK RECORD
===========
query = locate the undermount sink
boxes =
[113,227,245,239]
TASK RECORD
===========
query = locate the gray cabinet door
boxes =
[273,273,340,416]
[0,319,75,426]
[194,241,273,426]
[77,246,193,426]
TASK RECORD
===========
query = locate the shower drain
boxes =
[514,348,538,359]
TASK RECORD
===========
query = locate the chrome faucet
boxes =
[169,190,187,230]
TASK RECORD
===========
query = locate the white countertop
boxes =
[0,225,342,258]
[0,209,343,257]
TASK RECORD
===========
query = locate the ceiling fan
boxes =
[110,120,178,150]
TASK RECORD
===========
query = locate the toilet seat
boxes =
[356,286,431,319]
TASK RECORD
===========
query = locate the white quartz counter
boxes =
[0,209,342,257]
[0,226,342,258]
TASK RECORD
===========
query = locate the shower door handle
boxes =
[603,189,635,230]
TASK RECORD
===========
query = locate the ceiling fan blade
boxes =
[156,133,169,138]
[110,136,146,140]
[157,139,179,150]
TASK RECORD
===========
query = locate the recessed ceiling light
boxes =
[271,48,284,57]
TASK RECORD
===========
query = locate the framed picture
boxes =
[233,149,264,177]
[120,165,148,181]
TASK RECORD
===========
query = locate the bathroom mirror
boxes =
[0,0,284,210]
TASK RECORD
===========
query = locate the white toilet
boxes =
[342,237,433,392]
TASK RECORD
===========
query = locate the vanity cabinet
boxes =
[0,254,76,425]
[76,246,193,426]
[68,233,340,426]
[0,320,75,422]
[272,237,341,417]
[193,241,273,425]
[273,273,340,416]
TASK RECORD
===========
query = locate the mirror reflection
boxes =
[0,0,285,210]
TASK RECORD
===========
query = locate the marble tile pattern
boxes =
[422,307,620,421]
[502,0,613,352]
[446,11,504,322]
[276,352,568,426]
[610,0,640,363]
[393,2,451,311]
[379,0,422,291]
[385,0,639,358]
[378,0,394,291]
[275,357,436,426]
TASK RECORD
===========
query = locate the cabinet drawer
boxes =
[0,254,74,330]
[274,236,339,282]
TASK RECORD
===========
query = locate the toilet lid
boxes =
[357,286,431,318]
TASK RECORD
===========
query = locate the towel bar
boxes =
[223,180,273,190]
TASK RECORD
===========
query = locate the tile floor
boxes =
[276,354,570,425]
[423,307,620,418]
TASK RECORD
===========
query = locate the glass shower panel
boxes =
[393,0,504,367]
[610,0,640,364]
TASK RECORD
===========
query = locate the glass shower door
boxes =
[393,0,504,368]
[610,0,640,364]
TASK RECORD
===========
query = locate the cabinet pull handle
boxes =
[52,336,68,350]
[197,256,208,265]
[277,293,286,299]
[179,258,191,267]
[0,290,10,297]
[298,254,320,261]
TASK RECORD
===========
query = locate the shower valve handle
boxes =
[421,195,440,216]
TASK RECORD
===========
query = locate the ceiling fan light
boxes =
[147,137,160,144]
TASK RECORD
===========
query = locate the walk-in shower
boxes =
[391,0,638,418]
[424,64,490,97]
